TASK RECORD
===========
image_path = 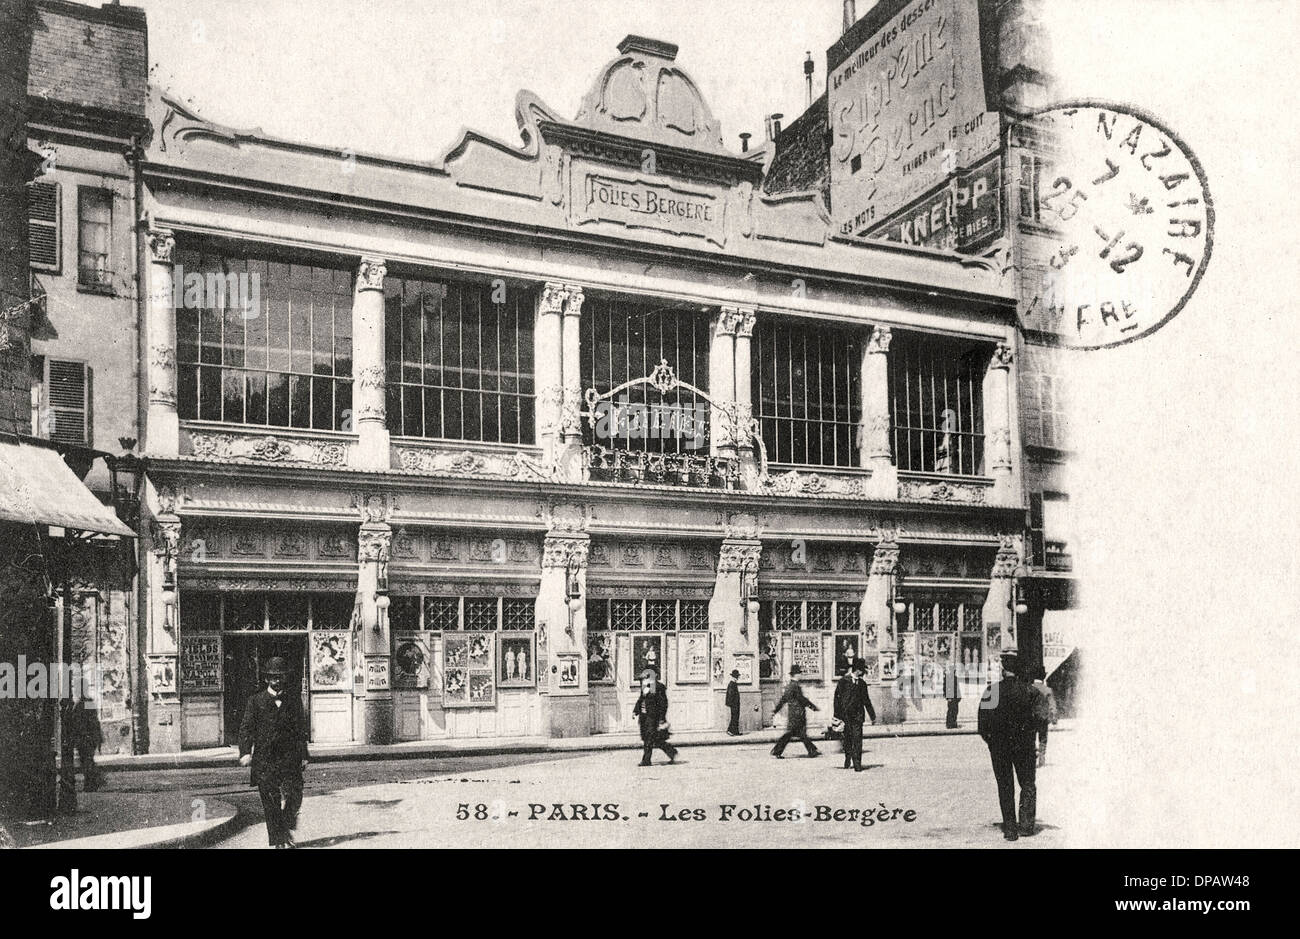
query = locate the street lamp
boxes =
[374,558,391,630]
[565,560,583,638]
[105,450,145,530]
[889,568,908,617]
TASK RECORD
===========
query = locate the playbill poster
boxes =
[0,4,1295,898]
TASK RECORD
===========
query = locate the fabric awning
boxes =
[0,438,134,537]
[1041,609,1084,678]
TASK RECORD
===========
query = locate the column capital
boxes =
[869,528,902,575]
[990,343,1014,370]
[734,307,756,339]
[540,282,567,315]
[866,324,893,354]
[358,523,393,563]
[356,257,387,292]
[717,539,762,573]
[542,534,590,570]
[151,515,182,558]
[146,227,175,264]
[991,533,1022,578]
[562,284,585,317]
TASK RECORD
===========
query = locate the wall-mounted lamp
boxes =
[105,451,145,530]
[155,531,178,632]
[889,569,908,617]
[1008,563,1030,617]
[739,560,760,639]
[565,561,583,638]
[374,559,391,630]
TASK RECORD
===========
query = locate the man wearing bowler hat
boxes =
[238,656,309,848]
[725,668,742,736]
[771,664,820,758]
[633,665,678,766]
[834,658,877,771]
[977,651,1040,841]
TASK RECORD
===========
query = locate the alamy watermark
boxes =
[0,657,104,703]
[590,395,709,450]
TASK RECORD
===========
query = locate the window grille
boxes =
[911,603,935,632]
[680,601,710,630]
[962,605,983,632]
[502,598,536,630]
[647,600,676,631]
[423,597,460,631]
[774,601,803,631]
[938,603,961,632]
[389,597,422,631]
[611,599,643,631]
[888,332,985,475]
[587,599,610,630]
[806,601,833,631]
[464,597,498,631]
[835,604,860,631]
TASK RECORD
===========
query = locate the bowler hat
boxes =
[730,669,740,679]
[851,658,868,673]
[263,656,289,676]
[789,664,802,676]
[640,665,659,678]
[999,651,1019,672]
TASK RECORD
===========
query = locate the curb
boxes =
[25,799,241,850]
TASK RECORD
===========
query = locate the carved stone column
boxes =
[861,325,897,498]
[863,526,904,723]
[982,533,1023,668]
[356,521,393,744]
[352,257,389,471]
[983,343,1015,499]
[559,286,586,480]
[732,308,758,482]
[710,307,738,461]
[535,283,566,467]
[539,515,590,737]
[146,505,182,752]
[711,511,762,731]
[145,228,179,457]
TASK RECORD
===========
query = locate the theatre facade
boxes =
[136,36,1026,750]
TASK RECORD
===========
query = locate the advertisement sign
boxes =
[393,632,430,689]
[631,635,665,685]
[866,155,1002,251]
[499,634,537,688]
[731,654,754,685]
[179,634,221,694]
[790,633,823,679]
[1041,610,1080,678]
[675,633,710,684]
[587,632,615,684]
[310,631,352,691]
[829,0,997,238]
[365,657,390,692]
[443,632,495,707]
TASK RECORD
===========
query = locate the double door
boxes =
[222,633,308,745]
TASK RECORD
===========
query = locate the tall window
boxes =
[384,276,534,444]
[175,248,353,431]
[1021,345,1069,449]
[754,318,862,467]
[77,188,112,288]
[888,333,985,475]
[580,297,711,454]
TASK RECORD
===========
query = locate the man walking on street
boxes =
[977,651,1039,841]
[771,665,820,758]
[725,669,741,736]
[1030,665,1057,766]
[238,657,309,848]
[944,661,962,729]
[634,666,678,766]
[834,658,876,771]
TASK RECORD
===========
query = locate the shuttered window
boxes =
[32,356,92,446]
[27,182,60,272]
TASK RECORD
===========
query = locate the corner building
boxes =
[138,36,1025,750]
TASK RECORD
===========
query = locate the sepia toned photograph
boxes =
[1,0,1297,918]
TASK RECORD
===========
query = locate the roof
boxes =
[0,437,133,536]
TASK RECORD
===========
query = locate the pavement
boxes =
[9,720,1074,848]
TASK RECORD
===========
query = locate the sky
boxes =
[118,0,1300,845]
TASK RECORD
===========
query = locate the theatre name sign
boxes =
[574,171,725,246]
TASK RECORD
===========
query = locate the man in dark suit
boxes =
[944,661,962,729]
[771,665,820,758]
[633,666,678,766]
[834,658,877,771]
[977,652,1040,841]
[725,669,741,736]
[238,656,309,848]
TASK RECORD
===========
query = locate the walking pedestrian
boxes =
[833,659,876,771]
[725,669,741,736]
[771,665,820,758]
[66,695,105,791]
[238,656,309,848]
[1030,665,1057,766]
[977,652,1039,841]
[634,666,678,766]
[944,661,962,729]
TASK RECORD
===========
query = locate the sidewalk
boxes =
[9,792,239,850]
[98,719,1072,772]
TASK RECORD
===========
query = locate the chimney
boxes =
[739,132,752,153]
[765,113,784,142]
[843,0,857,34]
[804,51,815,107]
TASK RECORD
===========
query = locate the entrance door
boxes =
[222,634,308,744]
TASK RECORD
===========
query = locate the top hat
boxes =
[789,664,803,676]
[730,669,740,679]
[850,658,868,673]
[263,656,289,676]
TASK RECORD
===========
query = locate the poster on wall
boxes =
[675,633,710,684]
[986,622,1003,654]
[759,632,781,681]
[499,633,536,688]
[631,635,664,684]
[556,653,581,689]
[310,631,352,691]
[586,632,615,684]
[833,632,862,678]
[393,632,430,689]
[878,651,898,682]
[179,634,221,693]
[863,621,878,648]
[148,656,177,695]
[365,657,390,691]
[790,633,823,679]
[959,634,983,670]
[731,654,754,685]
[862,652,880,683]
[443,632,494,707]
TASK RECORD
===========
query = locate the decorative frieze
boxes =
[188,431,350,467]
[759,469,870,498]
[897,477,991,504]
[396,446,558,481]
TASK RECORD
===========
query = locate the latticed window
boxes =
[464,597,499,631]
[587,599,610,630]
[911,603,935,632]
[754,317,863,467]
[774,601,803,631]
[680,601,710,630]
[962,606,983,632]
[502,598,536,630]
[888,332,986,475]
[647,600,676,631]
[835,604,860,630]
[385,275,535,444]
[611,600,643,631]
[423,597,460,631]
[175,248,354,431]
[580,296,711,455]
[938,602,960,632]
[806,601,833,631]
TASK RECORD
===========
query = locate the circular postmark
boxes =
[1020,100,1213,350]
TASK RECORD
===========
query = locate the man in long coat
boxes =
[725,669,741,736]
[633,666,678,766]
[977,652,1040,841]
[771,664,820,758]
[238,656,309,848]
[834,658,876,771]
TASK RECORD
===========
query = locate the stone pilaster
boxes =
[356,521,392,744]
[352,257,389,471]
[984,343,1015,499]
[710,307,738,460]
[982,533,1023,667]
[861,325,897,498]
[535,283,566,466]
[145,228,179,457]
[559,286,586,480]
[712,510,762,730]
[146,505,182,752]
[732,308,758,482]
[864,527,906,721]
[539,526,590,737]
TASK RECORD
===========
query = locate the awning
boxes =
[1041,609,1085,678]
[0,438,134,537]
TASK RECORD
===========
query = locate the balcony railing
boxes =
[583,445,739,489]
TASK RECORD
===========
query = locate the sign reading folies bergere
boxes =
[829,0,997,239]
[574,172,725,246]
